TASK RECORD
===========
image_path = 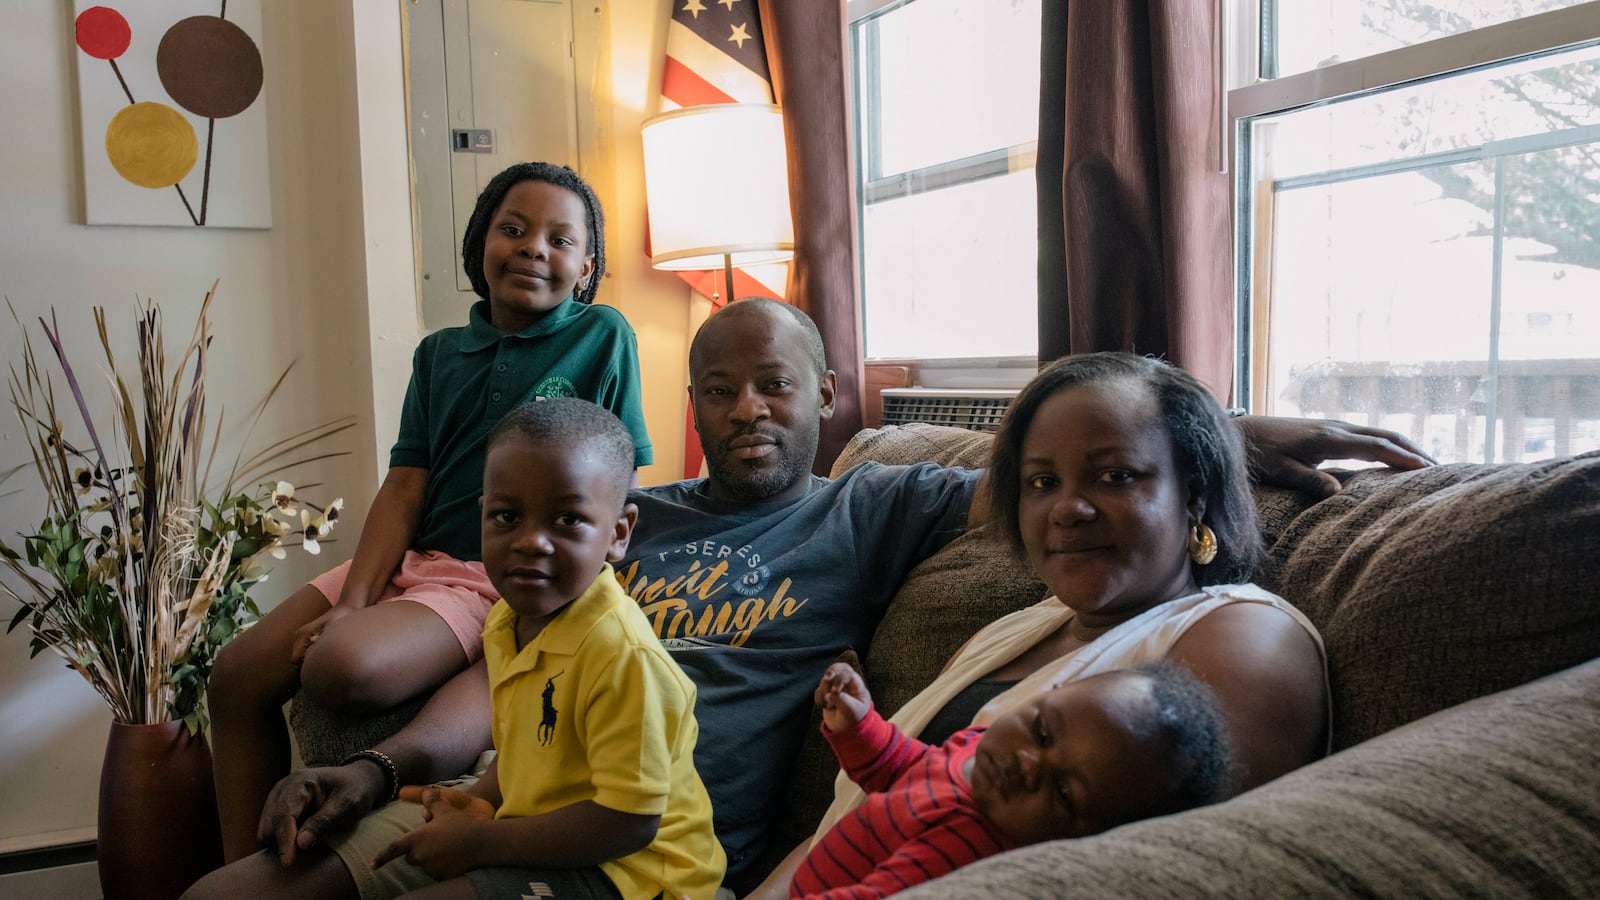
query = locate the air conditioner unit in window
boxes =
[879,388,1018,433]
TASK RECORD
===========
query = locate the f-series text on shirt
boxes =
[613,541,808,647]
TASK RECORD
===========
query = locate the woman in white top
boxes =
[752,353,1329,898]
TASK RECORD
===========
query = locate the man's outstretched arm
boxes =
[261,657,494,866]
[1238,415,1434,498]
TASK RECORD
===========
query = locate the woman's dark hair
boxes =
[461,162,606,306]
[987,352,1263,585]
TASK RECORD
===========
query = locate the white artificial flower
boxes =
[300,510,322,555]
[272,481,296,510]
[236,553,273,583]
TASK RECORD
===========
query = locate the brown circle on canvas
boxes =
[157,15,264,119]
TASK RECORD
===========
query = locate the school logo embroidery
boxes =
[533,375,576,399]
[539,671,562,746]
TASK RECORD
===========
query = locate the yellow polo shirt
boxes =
[482,564,725,900]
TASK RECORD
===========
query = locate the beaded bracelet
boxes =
[340,748,400,803]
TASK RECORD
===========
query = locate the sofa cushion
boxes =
[289,689,424,768]
[894,655,1600,899]
[1259,451,1600,750]
[861,522,1048,717]
[829,422,995,475]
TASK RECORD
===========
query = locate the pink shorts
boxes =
[309,550,499,660]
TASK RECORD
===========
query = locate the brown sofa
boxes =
[295,423,1600,897]
[776,423,1600,898]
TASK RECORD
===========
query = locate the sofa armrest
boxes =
[894,656,1600,898]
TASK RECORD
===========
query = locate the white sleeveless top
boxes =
[810,583,1327,843]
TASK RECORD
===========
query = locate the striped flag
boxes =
[658,0,789,477]
[661,0,773,111]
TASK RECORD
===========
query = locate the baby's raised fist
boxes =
[815,661,871,732]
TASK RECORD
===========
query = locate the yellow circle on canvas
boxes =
[105,102,198,189]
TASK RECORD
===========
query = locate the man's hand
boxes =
[1239,416,1435,498]
[370,787,494,880]
[816,662,872,732]
[258,762,386,867]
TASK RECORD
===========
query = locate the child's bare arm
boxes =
[331,465,428,607]
[816,662,872,733]
[291,465,427,662]
[461,755,502,807]
[373,797,658,881]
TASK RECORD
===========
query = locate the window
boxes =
[848,0,1041,362]
[1233,2,1600,463]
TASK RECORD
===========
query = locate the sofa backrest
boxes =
[1253,456,1600,750]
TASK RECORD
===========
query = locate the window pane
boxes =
[864,0,1040,177]
[1270,0,1591,78]
[1247,50,1600,463]
[861,168,1037,359]
[1259,45,1600,182]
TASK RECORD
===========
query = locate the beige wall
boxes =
[0,0,391,847]
[0,0,697,850]
[593,0,706,486]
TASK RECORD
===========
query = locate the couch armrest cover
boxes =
[894,656,1600,899]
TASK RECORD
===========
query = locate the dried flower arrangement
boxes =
[1,286,354,732]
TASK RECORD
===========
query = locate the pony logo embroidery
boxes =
[539,671,563,746]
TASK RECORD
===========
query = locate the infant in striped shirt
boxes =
[789,659,1233,899]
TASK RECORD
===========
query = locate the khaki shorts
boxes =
[329,762,736,900]
[330,771,483,900]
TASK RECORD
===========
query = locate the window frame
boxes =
[1227,2,1600,410]
[846,0,1040,383]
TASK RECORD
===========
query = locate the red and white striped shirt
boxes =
[791,710,1014,899]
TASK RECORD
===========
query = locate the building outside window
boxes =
[1233,0,1600,463]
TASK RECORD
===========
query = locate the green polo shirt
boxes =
[391,299,652,561]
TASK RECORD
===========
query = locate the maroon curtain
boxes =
[759,0,866,474]
[1037,0,1234,398]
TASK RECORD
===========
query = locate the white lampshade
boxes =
[641,104,796,271]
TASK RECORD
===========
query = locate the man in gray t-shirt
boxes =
[614,298,984,889]
[185,299,1432,900]
[623,462,976,887]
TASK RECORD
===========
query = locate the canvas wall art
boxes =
[73,2,270,228]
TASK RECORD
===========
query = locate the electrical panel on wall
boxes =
[408,0,581,332]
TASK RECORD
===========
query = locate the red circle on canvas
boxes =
[76,6,132,60]
[156,15,263,119]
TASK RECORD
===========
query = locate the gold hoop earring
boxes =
[1189,523,1218,565]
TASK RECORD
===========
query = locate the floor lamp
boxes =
[640,104,796,304]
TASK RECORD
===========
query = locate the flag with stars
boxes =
[658,0,790,477]
[662,0,773,110]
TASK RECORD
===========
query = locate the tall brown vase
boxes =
[98,721,224,900]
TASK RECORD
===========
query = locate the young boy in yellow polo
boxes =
[373,398,724,900]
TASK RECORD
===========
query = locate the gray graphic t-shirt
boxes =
[618,462,979,891]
